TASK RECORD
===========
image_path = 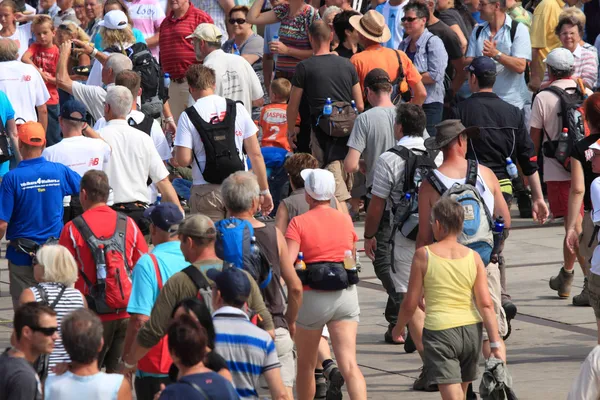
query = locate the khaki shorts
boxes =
[274,327,296,387]
[297,286,360,330]
[482,262,508,341]
[589,273,600,319]
[579,211,598,269]
[325,160,353,203]
[8,261,36,310]
[98,318,129,373]
[190,184,226,222]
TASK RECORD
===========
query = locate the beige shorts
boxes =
[297,286,360,330]
[190,184,226,222]
[579,211,598,269]
[310,131,353,202]
[482,262,508,341]
[274,328,296,387]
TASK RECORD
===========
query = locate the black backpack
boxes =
[106,43,167,119]
[184,99,245,184]
[0,115,11,163]
[128,114,155,185]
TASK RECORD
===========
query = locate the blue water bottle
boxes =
[163,73,171,89]
[233,43,240,55]
[492,216,504,259]
[323,98,333,116]
[155,194,162,205]
[351,100,358,114]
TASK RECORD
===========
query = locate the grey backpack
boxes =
[426,160,494,265]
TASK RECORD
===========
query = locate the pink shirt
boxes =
[125,0,165,58]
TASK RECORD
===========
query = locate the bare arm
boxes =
[263,368,290,400]
[449,25,467,54]
[18,288,36,306]
[450,58,467,93]
[344,148,361,174]
[122,314,149,362]
[496,53,526,74]
[117,376,133,400]
[247,0,279,25]
[174,146,193,167]
[56,41,75,94]
[566,158,586,253]
[395,247,426,330]
[244,134,270,198]
[218,0,234,15]
[263,54,274,95]
[410,80,426,106]
[275,202,290,234]
[146,33,160,48]
[286,86,302,149]
[21,50,35,67]
[276,228,302,336]
[416,182,436,248]
[156,178,183,212]
[530,127,543,157]
[7,119,20,163]
[0,221,7,241]
[421,72,435,85]
[529,48,544,91]
[36,104,48,133]
[351,83,364,112]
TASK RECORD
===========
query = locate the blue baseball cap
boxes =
[60,99,88,122]
[143,203,184,233]
[207,267,251,304]
[465,56,497,77]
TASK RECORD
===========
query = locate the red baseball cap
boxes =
[18,122,46,147]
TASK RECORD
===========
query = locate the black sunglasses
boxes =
[29,326,58,336]
[229,18,246,25]
[401,16,419,22]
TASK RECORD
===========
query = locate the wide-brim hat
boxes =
[424,120,480,151]
[349,10,391,44]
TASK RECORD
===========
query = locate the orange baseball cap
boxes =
[17,122,46,147]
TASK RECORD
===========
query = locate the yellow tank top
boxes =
[423,246,482,331]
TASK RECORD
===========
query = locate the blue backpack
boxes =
[215,218,273,289]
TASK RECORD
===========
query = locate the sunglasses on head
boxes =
[229,18,246,25]
[29,326,58,336]
[401,16,419,22]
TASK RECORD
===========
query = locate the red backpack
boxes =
[73,213,133,314]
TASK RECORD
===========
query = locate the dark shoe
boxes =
[404,330,416,354]
[413,368,438,392]
[573,278,591,306]
[384,325,404,345]
[323,363,344,400]
[517,189,532,219]
[502,300,517,321]
[466,383,478,399]
[315,372,327,399]
[549,267,574,298]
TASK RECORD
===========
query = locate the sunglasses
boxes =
[29,326,58,336]
[229,18,246,25]
[401,16,419,22]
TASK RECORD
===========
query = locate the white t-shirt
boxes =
[71,81,108,122]
[174,94,257,185]
[203,49,264,116]
[590,177,600,276]
[42,135,112,206]
[0,60,50,122]
[2,23,33,60]
[98,119,169,204]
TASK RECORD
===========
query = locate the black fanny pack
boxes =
[296,262,359,291]
[542,140,559,159]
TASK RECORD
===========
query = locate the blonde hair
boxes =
[58,21,91,42]
[35,245,79,286]
[100,26,135,49]
[560,6,586,26]
[74,0,85,6]
[270,78,292,100]
[31,14,54,31]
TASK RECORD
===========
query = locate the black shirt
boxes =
[428,20,463,78]
[336,44,358,59]
[291,53,359,164]
[571,133,600,210]
[0,349,42,400]
[451,92,538,180]
[438,9,472,39]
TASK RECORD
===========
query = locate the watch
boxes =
[119,357,136,370]
[493,51,503,61]
[490,341,502,349]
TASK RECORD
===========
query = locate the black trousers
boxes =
[134,375,171,400]
[63,195,84,224]
[111,202,151,235]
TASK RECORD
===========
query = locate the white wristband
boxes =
[90,48,98,58]
[259,189,270,196]
[490,341,501,349]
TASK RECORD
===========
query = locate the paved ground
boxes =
[0,205,597,399]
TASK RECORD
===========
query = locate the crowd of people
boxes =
[3,0,600,397]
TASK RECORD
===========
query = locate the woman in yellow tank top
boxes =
[393,197,505,400]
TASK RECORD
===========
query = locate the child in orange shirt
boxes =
[22,15,61,147]
[259,78,300,152]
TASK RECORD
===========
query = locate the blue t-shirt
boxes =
[0,157,81,265]
[127,240,188,377]
[159,372,240,400]
[0,91,15,178]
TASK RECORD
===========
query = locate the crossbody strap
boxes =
[149,253,163,290]
[180,379,210,399]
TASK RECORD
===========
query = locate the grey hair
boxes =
[106,85,133,118]
[221,171,260,213]
[62,309,104,364]
[0,39,19,62]
[323,5,342,22]
[105,53,133,77]
[548,65,574,79]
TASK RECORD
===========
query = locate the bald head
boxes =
[0,39,19,62]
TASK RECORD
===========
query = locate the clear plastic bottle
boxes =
[351,100,358,114]
[163,73,171,89]
[233,43,240,56]
[97,262,107,280]
[251,236,260,255]
[505,157,519,180]
[556,128,570,163]
[295,252,306,270]
[344,250,356,271]
[323,98,333,116]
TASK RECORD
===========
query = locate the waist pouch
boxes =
[296,262,359,291]
[10,238,40,256]
[112,202,149,212]
[543,140,559,159]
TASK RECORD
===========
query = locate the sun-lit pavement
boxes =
[0,205,596,399]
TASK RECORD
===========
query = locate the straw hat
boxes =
[349,10,391,43]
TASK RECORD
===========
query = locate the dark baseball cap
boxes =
[364,68,391,88]
[143,203,184,233]
[60,99,88,122]
[207,267,251,305]
[424,120,480,151]
[465,56,497,77]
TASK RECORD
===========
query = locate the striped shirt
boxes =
[542,44,598,89]
[158,5,214,79]
[213,306,281,399]
[273,3,319,74]
[30,282,85,373]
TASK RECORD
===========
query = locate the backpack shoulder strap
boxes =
[50,285,67,309]
[72,215,97,244]
[387,145,418,192]
[510,19,519,43]
[184,106,212,174]
[426,169,448,196]
[149,253,163,290]
[35,284,49,306]
[465,159,478,187]
[182,265,211,290]
[179,379,209,400]
[476,25,484,40]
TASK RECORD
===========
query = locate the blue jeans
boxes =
[45,103,61,147]
[268,165,289,216]
[422,102,444,137]
[172,178,192,201]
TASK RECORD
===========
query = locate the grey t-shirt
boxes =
[71,81,108,123]
[346,106,396,189]
[0,349,42,400]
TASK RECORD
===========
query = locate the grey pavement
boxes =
[0,206,597,399]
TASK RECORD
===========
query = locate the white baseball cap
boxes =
[301,169,336,201]
[544,47,574,71]
[98,10,129,30]
[185,23,223,42]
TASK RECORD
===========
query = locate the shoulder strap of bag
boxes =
[183,265,211,291]
[387,146,417,192]
[50,285,67,309]
[465,159,478,187]
[179,379,209,400]
[149,253,163,290]
[476,25,484,40]
[185,105,216,174]
[426,169,448,196]
[72,215,98,288]
[35,284,49,305]
[510,19,518,43]
[393,50,405,85]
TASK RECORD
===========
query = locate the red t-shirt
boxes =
[59,205,148,322]
[285,206,358,263]
[27,43,59,105]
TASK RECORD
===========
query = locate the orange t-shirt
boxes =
[258,103,300,152]
[27,43,59,105]
[350,44,422,94]
[285,206,358,263]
